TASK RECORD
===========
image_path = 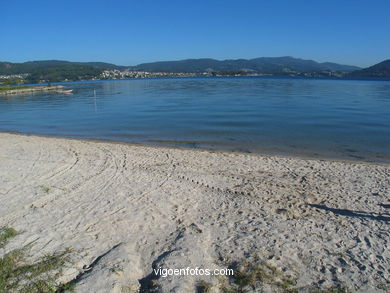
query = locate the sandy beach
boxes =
[0,132,389,292]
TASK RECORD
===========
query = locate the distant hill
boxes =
[132,57,360,73]
[0,60,125,75]
[348,60,390,78]
[0,57,373,82]
[0,60,126,82]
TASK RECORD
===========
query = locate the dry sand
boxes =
[0,132,389,292]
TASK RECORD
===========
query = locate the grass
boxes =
[0,227,73,293]
[217,257,297,293]
[216,257,352,293]
[197,280,213,293]
[39,185,51,194]
[0,227,18,248]
[109,264,124,274]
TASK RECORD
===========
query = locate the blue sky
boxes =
[1,0,389,67]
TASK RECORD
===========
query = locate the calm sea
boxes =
[1,77,389,162]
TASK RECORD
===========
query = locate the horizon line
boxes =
[0,55,372,68]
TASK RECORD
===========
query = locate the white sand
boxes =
[0,132,389,292]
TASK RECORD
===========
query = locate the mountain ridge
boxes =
[131,56,360,73]
[1,57,390,82]
[0,57,360,75]
[348,59,390,78]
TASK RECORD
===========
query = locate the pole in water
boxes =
[93,89,97,112]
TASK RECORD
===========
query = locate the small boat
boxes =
[56,89,73,94]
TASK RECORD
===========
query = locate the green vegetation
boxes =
[0,86,37,91]
[0,60,123,75]
[2,57,389,82]
[109,264,124,274]
[211,71,249,76]
[26,65,103,83]
[0,227,73,293]
[0,60,126,83]
[207,256,352,293]
[1,79,24,85]
[0,57,366,84]
[133,56,360,73]
[219,258,297,293]
[349,59,390,78]
[197,280,213,293]
[39,185,51,194]
[0,227,18,248]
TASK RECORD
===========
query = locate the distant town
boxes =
[100,69,199,79]
[0,57,389,85]
[0,70,274,85]
[0,69,347,85]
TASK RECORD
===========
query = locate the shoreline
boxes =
[1,130,389,166]
[0,132,389,291]
[5,74,390,86]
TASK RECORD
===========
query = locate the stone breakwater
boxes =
[0,85,64,95]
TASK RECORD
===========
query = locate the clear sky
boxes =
[1,0,389,67]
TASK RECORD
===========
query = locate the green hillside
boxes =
[0,60,125,82]
[348,60,390,78]
[132,57,360,73]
